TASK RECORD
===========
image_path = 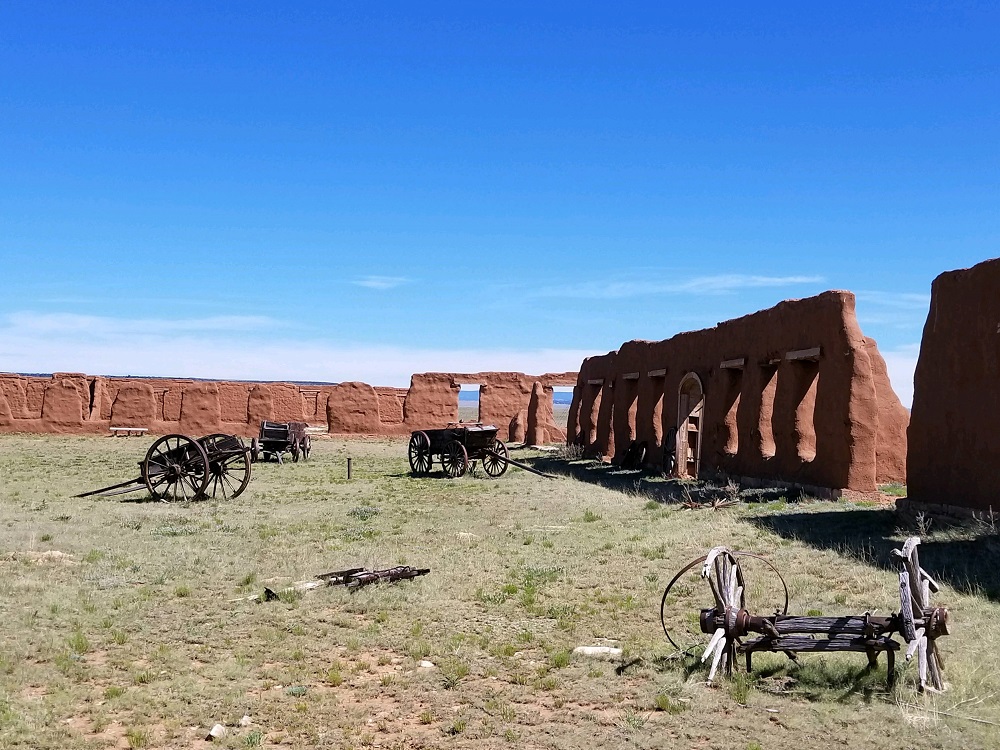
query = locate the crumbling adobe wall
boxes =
[0,369,578,441]
[906,258,1000,514]
[403,371,577,442]
[569,291,907,492]
[110,382,157,427]
[178,382,222,436]
[374,388,406,424]
[328,382,382,433]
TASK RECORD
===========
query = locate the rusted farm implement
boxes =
[251,420,311,463]
[407,423,555,479]
[661,537,949,691]
[75,433,253,502]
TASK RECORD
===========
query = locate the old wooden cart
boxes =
[251,421,311,463]
[76,433,253,502]
[407,423,510,478]
[660,537,950,691]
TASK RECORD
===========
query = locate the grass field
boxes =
[1,434,998,749]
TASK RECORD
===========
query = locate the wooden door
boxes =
[677,374,704,478]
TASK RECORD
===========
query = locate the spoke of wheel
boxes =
[149,473,169,489]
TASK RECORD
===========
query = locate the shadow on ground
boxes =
[749,507,1000,602]
[522,454,807,506]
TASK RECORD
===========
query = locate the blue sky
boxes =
[2,2,998,405]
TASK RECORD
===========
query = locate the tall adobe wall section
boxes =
[567,291,908,492]
[0,370,576,442]
[905,258,1000,515]
[404,371,576,443]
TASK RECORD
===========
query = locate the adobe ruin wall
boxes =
[0,370,576,444]
[904,257,1000,516]
[567,291,909,492]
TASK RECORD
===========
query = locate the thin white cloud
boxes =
[535,274,823,299]
[854,291,931,309]
[4,312,279,335]
[854,292,930,330]
[352,276,409,291]
[881,343,921,410]
[0,312,586,387]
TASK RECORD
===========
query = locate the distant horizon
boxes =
[3,4,997,410]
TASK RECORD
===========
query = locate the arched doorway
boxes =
[676,373,705,478]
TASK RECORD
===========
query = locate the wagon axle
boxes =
[76,433,253,503]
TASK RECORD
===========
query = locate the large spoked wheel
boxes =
[250,438,261,463]
[197,434,252,500]
[663,427,677,475]
[300,435,311,461]
[291,440,301,462]
[482,439,509,478]
[407,431,433,475]
[660,548,788,682]
[895,537,949,692]
[441,440,468,478]
[143,434,210,503]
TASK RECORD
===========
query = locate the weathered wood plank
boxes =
[742,635,899,653]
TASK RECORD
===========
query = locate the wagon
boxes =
[251,420,311,463]
[75,433,253,502]
[407,423,509,478]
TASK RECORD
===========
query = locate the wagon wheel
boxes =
[250,438,261,463]
[143,434,210,503]
[407,431,433,475]
[441,440,468,478]
[197,434,252,500]
[660,548,788,682]
[622,440,648,469]
[662,427,677,475]
[482,439,509,478]
[291,440,301,463]
[893,537,949,692]
[300,435,311,461]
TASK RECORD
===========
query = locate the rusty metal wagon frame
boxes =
[407,423,510,479]
[76,433,253,503]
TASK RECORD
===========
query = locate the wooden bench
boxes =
[110,427,149,438]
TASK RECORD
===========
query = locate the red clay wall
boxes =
[567,291,908,492]
[0,370,577,441]
[403,371,576,442]
[906,258,1000,513]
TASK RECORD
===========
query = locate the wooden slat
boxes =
[647,368,666,378]
[622,372,640,380]
[586,379,604,386]
[742,635,899,653]
[720,358,745,370]
[786,346,822,361]
[772,616,879,636]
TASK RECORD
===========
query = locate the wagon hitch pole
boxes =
[483,449,557,479]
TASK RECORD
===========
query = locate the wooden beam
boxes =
[647,368,666,378]
[586,379,604,386]
[720,358,745,370]
[622,372,640,381]
[786,346,821,362]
